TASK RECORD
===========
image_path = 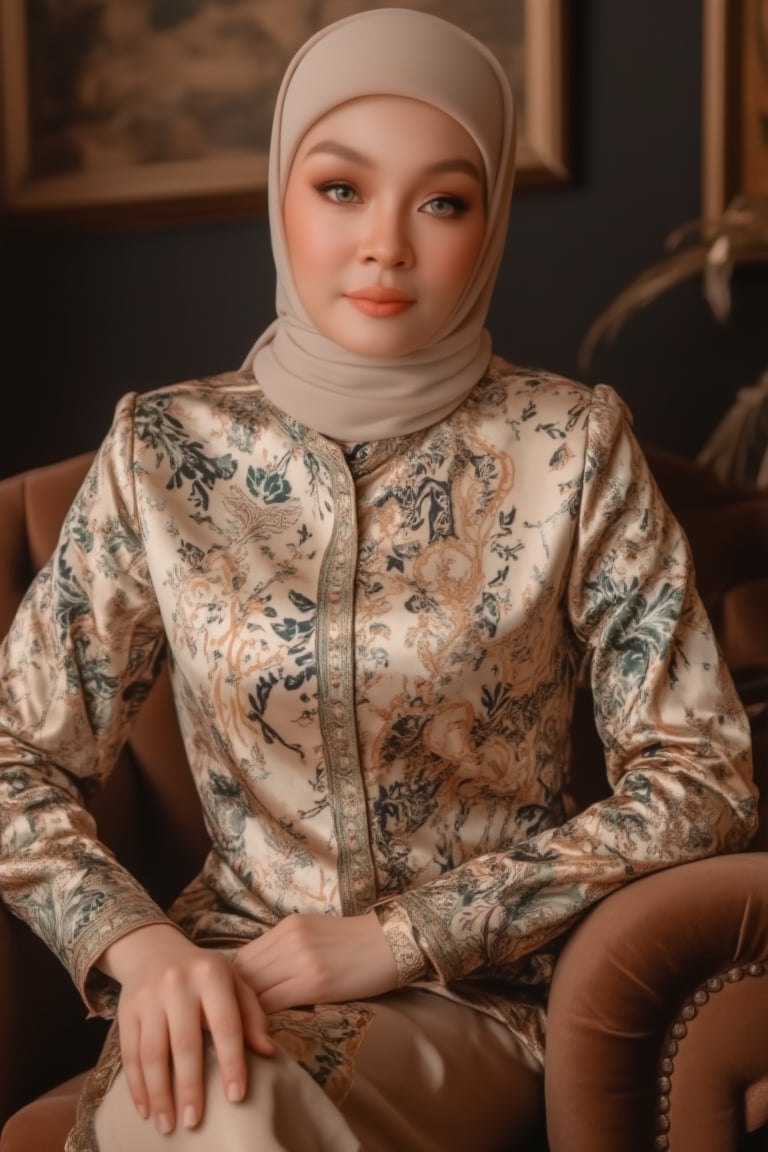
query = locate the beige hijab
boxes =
[244,7,516,441]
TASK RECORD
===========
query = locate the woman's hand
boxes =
[232,912,398,1013]
[97,923,274,1135]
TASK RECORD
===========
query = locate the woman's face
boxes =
[283,95,486,358]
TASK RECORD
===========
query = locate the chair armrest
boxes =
[545,854,768,1152]
[0,900,108,1129]
[733,664,768,852]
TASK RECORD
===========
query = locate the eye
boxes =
[318,181,361,205]
[421,195,468,218]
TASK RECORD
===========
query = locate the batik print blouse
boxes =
[0,360,756,1084]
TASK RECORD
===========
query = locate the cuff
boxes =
[74,908,174,1017]
[372,902,429,985]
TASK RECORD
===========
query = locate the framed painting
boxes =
[0,0,569,228]
[702,0,768,218]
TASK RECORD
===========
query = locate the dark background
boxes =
[2,0,766,480]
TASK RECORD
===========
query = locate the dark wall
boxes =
[2,0,766,480]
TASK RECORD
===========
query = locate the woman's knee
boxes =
[94,1045,359,1152]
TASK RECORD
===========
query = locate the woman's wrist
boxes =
[96,921,188,983]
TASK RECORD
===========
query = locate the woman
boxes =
[0,9,756,1151]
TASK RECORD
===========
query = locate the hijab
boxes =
[244,7,516,441]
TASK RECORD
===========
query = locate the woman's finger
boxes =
[198,959,273,1105]
[116,1009,149,1121]
[137,1009,175,1135]
[233,912,399,1010]
[234,972,277,1057]
[232,939,284,995]
[165,984,205,1131]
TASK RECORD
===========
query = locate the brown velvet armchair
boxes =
[0,446,767,1152]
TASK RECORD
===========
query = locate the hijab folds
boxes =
[245,7,516,441]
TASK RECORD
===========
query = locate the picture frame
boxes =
[702,0,768,218]
[0,0,569,228]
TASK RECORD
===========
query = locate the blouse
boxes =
[0,359,756,1081]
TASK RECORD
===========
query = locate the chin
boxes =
[319,308,423,357]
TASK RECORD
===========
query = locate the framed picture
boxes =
[702,0,768,218]
[0,0,569,228]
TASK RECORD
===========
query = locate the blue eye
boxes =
[319,182,360,204]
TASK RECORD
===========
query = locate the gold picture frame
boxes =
[0,0,569,228]
[702,0,768,218]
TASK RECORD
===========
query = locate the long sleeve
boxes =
[0,395,172,1014]
[373,384,757,984]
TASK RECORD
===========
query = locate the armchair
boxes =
[0,445,766,1151]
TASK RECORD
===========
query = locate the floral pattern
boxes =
[0,361,756,1148]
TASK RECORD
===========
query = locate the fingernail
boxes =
[156,1113,173,1135]
[227,1081,244,1103]
[183,1105,197,1129]
[136,1103,148,1120]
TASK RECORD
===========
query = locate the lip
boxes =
[345,286,415,318]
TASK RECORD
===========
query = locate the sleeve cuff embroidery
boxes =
[373,902,428,985]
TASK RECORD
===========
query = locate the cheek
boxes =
[283,189,311,277]
[453,236,484,282]
[282,186,335,285]
[430,223,486,291]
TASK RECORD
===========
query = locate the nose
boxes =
[358,203,414,269]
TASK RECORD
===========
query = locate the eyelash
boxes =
[423,195,468,218]
[318,181,360,205]
[316,182,469,218]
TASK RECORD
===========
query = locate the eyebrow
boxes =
[303,140,483,182]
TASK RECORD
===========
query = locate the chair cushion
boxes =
[0,1073,87,1152]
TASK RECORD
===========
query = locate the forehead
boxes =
[292,95,483,171]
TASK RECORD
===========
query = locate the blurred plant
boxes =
[578,195,768,374]
[697,367,768,487]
